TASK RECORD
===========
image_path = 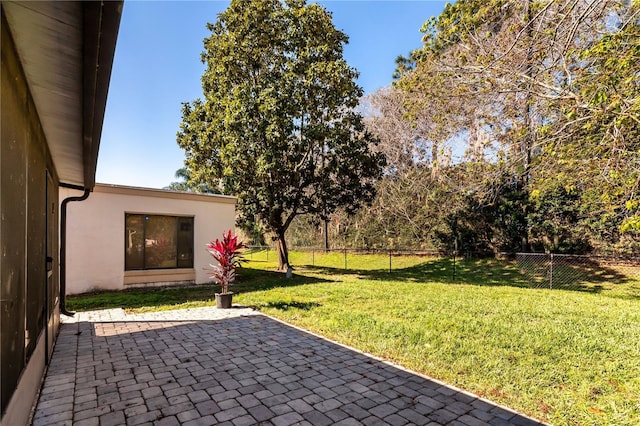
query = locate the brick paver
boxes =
[32,306,546,425]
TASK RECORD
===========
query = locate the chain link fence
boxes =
[246,245,640,293]
[514,253,640,290]
[247,245,443,272]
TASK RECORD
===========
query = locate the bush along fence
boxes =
[245,245,640,293]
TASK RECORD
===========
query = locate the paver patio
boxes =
[32,307,545,425]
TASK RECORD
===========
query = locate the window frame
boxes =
[124,213,194,271]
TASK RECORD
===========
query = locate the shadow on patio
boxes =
[33,310,545,425]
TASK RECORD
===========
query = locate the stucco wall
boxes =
[61,184,236,295]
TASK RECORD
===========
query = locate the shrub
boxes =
[207,230,246,293]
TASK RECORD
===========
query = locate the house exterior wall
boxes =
[61,184,236,295]
[1,10,60,424]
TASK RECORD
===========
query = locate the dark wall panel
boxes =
[25,100,47,360]
[1,13,28,413]
[1,10,55,414]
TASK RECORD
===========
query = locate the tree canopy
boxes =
[177,0,385,270]
[164,168,219,194]
[291,0,640,256]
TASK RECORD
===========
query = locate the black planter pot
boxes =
[215,292,233,309]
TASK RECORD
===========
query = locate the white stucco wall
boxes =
[61,184,236,295]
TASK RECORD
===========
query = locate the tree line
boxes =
[291,0,640,256]
[175,0,640,270]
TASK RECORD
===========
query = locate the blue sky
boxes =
[97,1,447,189]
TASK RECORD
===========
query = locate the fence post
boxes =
[389,250,392,273]
[312,248,315,266]
[549,253,554,290]
[344,248,347,270]
[452,237,458,282]
[452,252,456,282]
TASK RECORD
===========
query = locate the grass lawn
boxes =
[68,251,640,425]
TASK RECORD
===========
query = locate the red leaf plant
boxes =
[206,230,246,294]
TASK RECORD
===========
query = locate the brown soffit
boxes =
[3,1,123,189]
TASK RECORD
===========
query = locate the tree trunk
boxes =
[276,230,290,272]
[323,219,329,252]
[521,0,534,182]
[430,141,439,178]
[519,0,534,253]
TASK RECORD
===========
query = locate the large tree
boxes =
[177,0,385,270]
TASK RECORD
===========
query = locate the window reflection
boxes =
[125,214,194,270]
[125,214,144,269]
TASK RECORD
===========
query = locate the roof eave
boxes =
[82,1,124,189]
[2,1,123,189]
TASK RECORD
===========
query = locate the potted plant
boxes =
[207,230,246,308]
